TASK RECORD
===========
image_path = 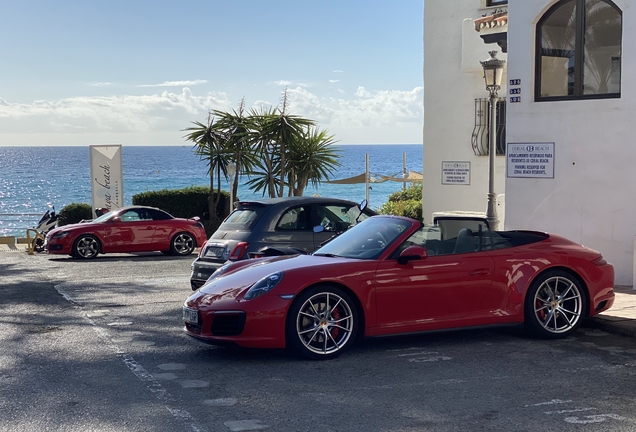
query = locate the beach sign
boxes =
[90,144,124,217]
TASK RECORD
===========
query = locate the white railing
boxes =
[0,213,42,237]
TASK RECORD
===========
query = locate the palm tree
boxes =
[183,112,231,224]
[210,98,258,205]
[247,106,282,197]
[287,128,341,196]
[257,89,314,197]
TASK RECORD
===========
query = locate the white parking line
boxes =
[54,283,209,432]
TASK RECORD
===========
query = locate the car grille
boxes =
[211,312,246,336]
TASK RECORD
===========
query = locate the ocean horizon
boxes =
[0,144,423,237]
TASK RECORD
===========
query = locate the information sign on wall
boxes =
[442,161,470,185]
[506,143,555,178]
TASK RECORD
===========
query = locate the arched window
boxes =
[536,0,622,101]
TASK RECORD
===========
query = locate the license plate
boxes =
[182,307,199,325]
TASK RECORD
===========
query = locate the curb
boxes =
[0,244,29,252]
[584,315,636,339]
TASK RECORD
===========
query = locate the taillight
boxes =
[229,242,249,260]
[197,240,208,257]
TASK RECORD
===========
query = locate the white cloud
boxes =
[90,82,112,87]
[268,80,309,88]
[0,85,423,145]
[333,70,344,73]
[329,80,340,83]
[138,79,208,87]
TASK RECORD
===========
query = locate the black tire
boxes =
[524,270,587,339]
[32,238,45,253]
[286,285,358,360]
[72,235,100,259]
[170,232,195,256]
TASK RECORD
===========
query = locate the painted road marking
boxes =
[54,283,208,432]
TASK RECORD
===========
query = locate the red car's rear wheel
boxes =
[525,270,586,338]
[170,232,195,256]
[287,285,358,360]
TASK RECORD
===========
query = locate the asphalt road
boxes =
[1,251,636,432]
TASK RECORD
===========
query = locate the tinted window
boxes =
[147,208,172,220]
[120,209,153,221]
[219,208,262,230]
[276,206,311,231]
[315,203,368,232]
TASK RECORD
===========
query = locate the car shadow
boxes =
[46,252,196,263]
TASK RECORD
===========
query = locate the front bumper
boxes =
[44,238,72,255]
[182,296,291,349]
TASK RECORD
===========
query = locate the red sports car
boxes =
[45,206,207,259]
[182,215,615,360]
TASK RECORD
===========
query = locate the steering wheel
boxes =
[321,217,335,231]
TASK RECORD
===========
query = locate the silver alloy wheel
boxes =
[75,236,99,259]
[296,291,354,356]
[172,233,194,255]
[533,275,583,334]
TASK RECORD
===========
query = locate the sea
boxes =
[0,144,422,237]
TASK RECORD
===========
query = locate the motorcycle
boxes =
[31,205,58,252]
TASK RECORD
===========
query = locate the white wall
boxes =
[423,0,507,224]
[506,0,636,285]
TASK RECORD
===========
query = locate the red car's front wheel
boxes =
[286,285,358,360]
[72,235,100,259]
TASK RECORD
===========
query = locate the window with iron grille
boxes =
[472,98,506,156]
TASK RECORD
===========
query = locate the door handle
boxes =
[469,268,491,276]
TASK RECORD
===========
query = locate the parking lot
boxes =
[2,251,636,432]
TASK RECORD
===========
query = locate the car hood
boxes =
[47,221,98,235]
[187,254,362,304]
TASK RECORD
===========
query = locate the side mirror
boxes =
[112,216,121,223]
[397,245,428,265]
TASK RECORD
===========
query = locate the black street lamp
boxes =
[480,50,506,230]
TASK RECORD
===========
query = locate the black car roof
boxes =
[235,196,365,208]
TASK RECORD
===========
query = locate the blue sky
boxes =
[0,1,423,146]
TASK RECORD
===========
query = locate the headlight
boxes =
[52,231,69,239]
[244,271,284,300]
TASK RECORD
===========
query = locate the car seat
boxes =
[453,228,475,254]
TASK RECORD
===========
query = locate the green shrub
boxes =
[386,184,422,203]
[377,184,423,220]
[58,203,93,226]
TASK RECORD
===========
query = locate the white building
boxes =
[424,0,635,285]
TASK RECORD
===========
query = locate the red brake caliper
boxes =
[330,307,341,339]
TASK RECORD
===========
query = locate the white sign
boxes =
[90,145,124,217]
[507,143,555,178]
[442,161,470,185]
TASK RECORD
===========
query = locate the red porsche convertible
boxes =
[45,206,207,259]
[182,215,615,360]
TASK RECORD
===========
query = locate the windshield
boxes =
[93,210,117,223]
[314,216,413,260]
